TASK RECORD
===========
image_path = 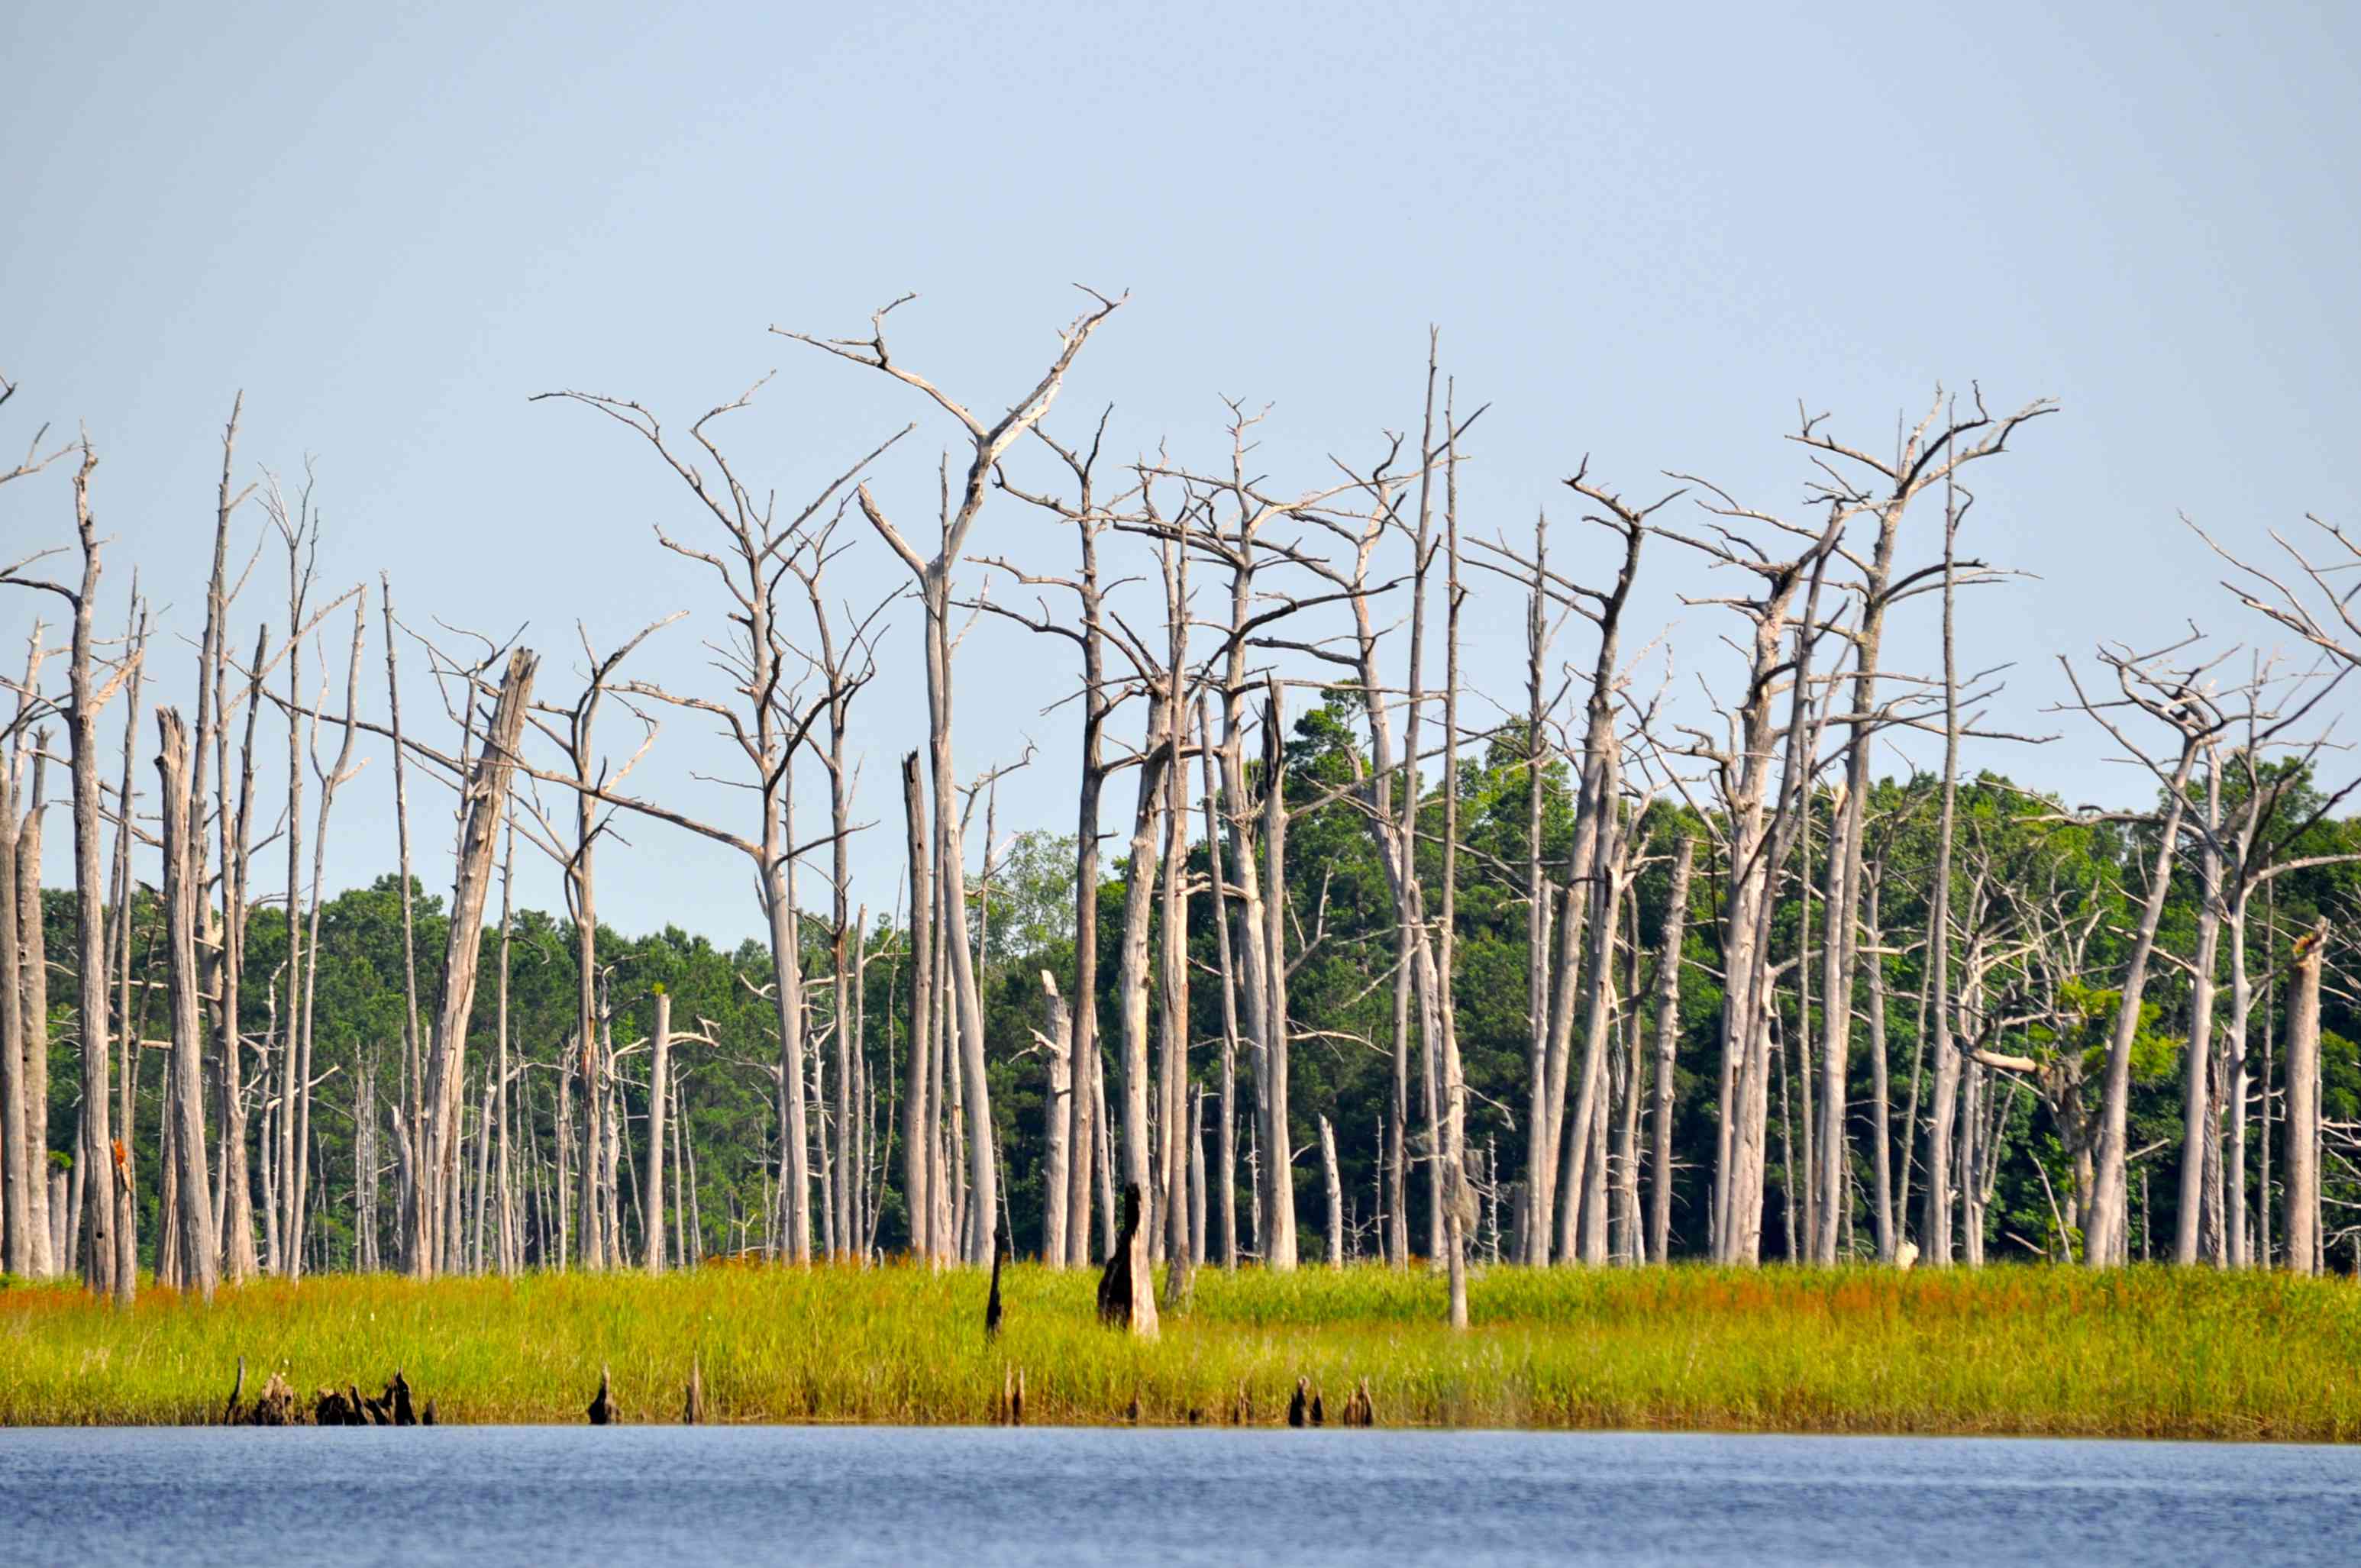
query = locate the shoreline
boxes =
[5,1263,2356,1441]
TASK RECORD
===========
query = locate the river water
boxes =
[3,1425,2353,1564]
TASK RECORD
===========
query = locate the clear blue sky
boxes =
[4,2,2357,938]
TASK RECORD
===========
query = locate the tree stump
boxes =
[247,1370,295,1426]
[1287,1376,1310,1429]
[587,1364,621,1425]
[984,1223,1006,1341]
[221,1356,247,1424]
[683,1357,705,1425]
[1093,1183,1159,1340]
[387,1369,417,1427]
[1342,1378,1376,1428]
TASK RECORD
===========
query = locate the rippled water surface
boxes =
[4,1424,2356,1565]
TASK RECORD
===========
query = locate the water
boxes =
[3,1425,2355,1565]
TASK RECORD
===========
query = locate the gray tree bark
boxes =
[408,646,538,1277]
[2282,923,2325,1275]
[1646,834,1695,1263]
[155,709,218,1299]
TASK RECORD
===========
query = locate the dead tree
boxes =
[2,441,141,1298]
[154,709,219,1298]
[900,752,938,1260]
[404,646,539,1276]
[987,408,1129,1265]
[0,381,67,1279]
[1647,477,1845,1264]
[1792,390,2053,1263]
[0,683,22,1279]
[2056,634,2232,1266]
[1318,1114,1345,1266]
[783,521,891,1262]
[643,987,673,1273]
[1194,692,1242,1269]
[1468,515,1576,1262]
[504,615,677,1269]
[188,398,259,1283]
[780,290,1122,1262]
[1549,466,1662,1263]
[1645,833,1696,1261]
[532,380,906,1263]
[2282,921,2327,1274]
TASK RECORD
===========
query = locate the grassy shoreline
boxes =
[4,1263,2356,1440]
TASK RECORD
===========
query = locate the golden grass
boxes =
[3,1262,2356,1438]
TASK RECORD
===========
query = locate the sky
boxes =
[2,1,2357,941]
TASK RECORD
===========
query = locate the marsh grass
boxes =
[4,1263,2356,1438]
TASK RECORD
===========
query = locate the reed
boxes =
[4,1263,2356,1439]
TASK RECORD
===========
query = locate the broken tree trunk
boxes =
[587,1364,620,1424]
[2283,922,2326,1276]
[1319,1115,1345,1266]
[1094,1182,1159,1339]
[409,646,538,1278]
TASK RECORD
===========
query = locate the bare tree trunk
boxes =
[107,594,146,1293]
[572,802,606,1270]
[156,710,220,1299]
[2082,766,2193,1268]
[2282,923,2324,1275]
[495,824,516,1274]
[644,989,670,1273]
[1520,513,1554,1267]
[1037,967,1071,1261]
[1189,1083,1207,1270]
[1558,819,1628,1263]
[924,599,993,1266]
[287,600,364,1278]
[409,647,538,1278]
[2175,762,2225,1265]
[1646,834,1694,1263]
[1865,869,1895,1261]
[1610,895,1642,1261]
[828,757,854,1264]
[1157,666,1191,1270]
[13,718,53,1278]
[218,637,263,1282]
[1115,721,1170,1231]
[1197,695,1240,1270]
[0,756,21,1277]
[900,753,934,1260]
[380,577,425,1279]
[62,450,124,1300]
[1319,1114,1344,1266]
[2226,890,2254,1267]
[1922,486,1965,1268]
[1258,682,1297,1269]
[1093,1040,1116,1262]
